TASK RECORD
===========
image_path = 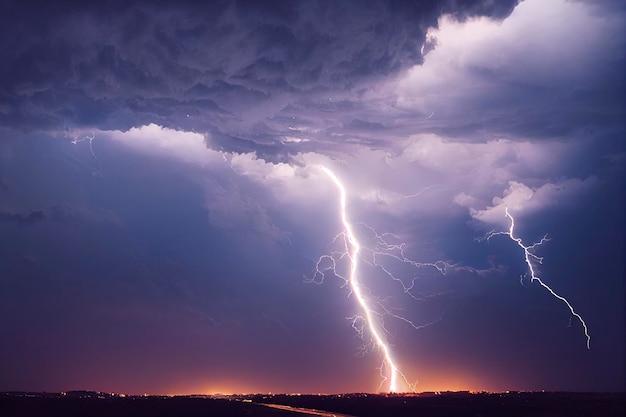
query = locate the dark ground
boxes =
[254,392,626,417]
[1,391,624,417]
[0,393,297,417]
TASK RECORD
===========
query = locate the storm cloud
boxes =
[0,0,624,395]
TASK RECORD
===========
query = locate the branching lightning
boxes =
[318,166,404,392]
[312,166,446,393]
[310,167,591,392]
[487,207,591,349]
[71,131,103,176]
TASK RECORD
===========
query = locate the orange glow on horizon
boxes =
[166,376,500,396]
[165,381,265,396]
[155,364,508,396]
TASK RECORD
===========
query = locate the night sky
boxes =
[1,0,624,395]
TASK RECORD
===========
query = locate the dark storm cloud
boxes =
[0,209,45,225]
[0,0,518,142]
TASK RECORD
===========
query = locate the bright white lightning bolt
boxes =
[487,207,591,349]
[317,165,424,393]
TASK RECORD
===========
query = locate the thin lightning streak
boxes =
[71,131,103,176]
[318,165,413,393]
[262,313,292,336]
[400,184,447,199]
[487,207,591,349]
[355,222,449,302]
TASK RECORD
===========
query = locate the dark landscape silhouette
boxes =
[2,390,624,417]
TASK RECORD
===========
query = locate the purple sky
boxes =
[0,0,624,394]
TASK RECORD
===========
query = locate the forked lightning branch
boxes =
[314,166,591,393]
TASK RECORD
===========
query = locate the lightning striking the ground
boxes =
[318,166,405,392]
[487,207,591,349]
[312,166,447,393]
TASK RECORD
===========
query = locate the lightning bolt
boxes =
[487,207,591,349]
[318,166,404,392]
[71,131,103,176]
[313,166,448,393]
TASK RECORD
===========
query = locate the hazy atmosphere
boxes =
[1,0,624,395]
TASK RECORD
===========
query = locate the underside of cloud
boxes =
[3,0,623,235]
[459,177,599,227]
